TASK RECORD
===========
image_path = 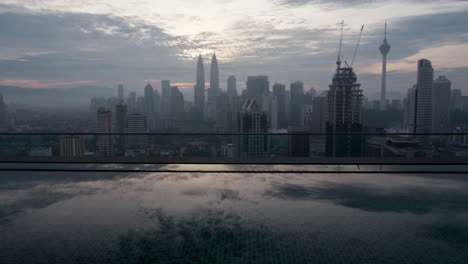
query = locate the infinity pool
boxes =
[1,165,468,263]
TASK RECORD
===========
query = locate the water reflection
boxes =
[1,167,468,263]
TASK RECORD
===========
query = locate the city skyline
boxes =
[0,1,467,101]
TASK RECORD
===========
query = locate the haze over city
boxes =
[1,0,468,102]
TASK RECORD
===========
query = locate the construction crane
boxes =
[337,20,344,68]
[351,24,365,68]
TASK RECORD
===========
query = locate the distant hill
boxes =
[0,85,116,109]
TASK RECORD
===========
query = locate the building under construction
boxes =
[325,22,365,157]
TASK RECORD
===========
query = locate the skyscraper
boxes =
[326,62,364,157]
[126,113,147,149]
[194,56,205,120]
[206,53,220,121]
[144,83,154,115]
[290,81,304,126]
[144,83,155,128]
[379,22,391,111]
[118,84,124,102]
[238,99,269,157]
[116,102,127,152]
[227,76,239,131]
[414,59,434,143]
[170,86,185,120]
[161,80,171,115]
[246,76,269,109]
[227,75,237,97]
[96,108,113,156]
[272,83,287,128]
[210,53,220,92]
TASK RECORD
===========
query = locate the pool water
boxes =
[1,166,468,263]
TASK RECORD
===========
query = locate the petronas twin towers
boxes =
[194,53,220,120]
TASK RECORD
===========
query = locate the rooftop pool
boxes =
[1,165,468,263]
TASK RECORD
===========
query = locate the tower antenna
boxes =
[337,20,344,68]
[384,20,387,39]
[351,24,365,68]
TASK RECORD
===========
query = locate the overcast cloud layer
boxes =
[0,0,468,100]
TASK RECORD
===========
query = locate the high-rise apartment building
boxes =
[118,84,124,102]
[238,99,269,157]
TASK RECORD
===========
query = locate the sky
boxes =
[0,0,468,100]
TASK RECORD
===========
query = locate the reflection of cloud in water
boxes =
[264,182,468,214]
[112,208,282,264]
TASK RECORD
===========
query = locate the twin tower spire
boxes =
[194,53,219,118]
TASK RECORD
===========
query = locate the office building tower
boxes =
[290,81,304,126]
[227,75,237,98]
[272,83,287,128]
[288,126,310,157]
[379,22,391,111]
[170,86,185,120]
[194,56,205,120]
[246,76,269,109]
[161,80,171,115]
[413,59,434,143]
[60,136,85,157]
[326,62,364,157]
[96,108,113,156]
[451,89,463,110]
[126,113,147,149]
[116,102,127,151]
[432,76,451,133]
[238,99,269,157]
[144,83,154,115]
[118,84,124,102]
[206,53,220,121]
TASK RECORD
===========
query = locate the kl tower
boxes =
[379,22,391,111]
